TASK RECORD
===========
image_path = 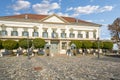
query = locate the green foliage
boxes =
[18,38,32,49]
[33,38,45,48]
[82,40,92,49]
[0,40,3,49]
[70,40,82,49]
[103,41,113,49]
[2,39,18,50]
[92,41,103,49]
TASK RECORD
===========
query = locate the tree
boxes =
[33,38,45,49]
[92,41,103,49]
[103,41,113,50]
[108,18,120,52]
[2,40,18,50]
[70,40,82,49]
[0,40,3,49]
[82,40,92,49]
[18,38,32,49]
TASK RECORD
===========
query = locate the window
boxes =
[22,31,29,36]
[62,42,67,49]
[93,31,96,39]
[0,30,7,36]
[51,30,58,38]
[69,33,75,38]
[61,31,66,38]
[42,30,48,38]
[77,31,83,38]
[33,32,38,37]
[86,32,89,38]
[11,31,18,36]
[78,34,83,38]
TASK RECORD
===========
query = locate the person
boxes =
[66,49,71,56]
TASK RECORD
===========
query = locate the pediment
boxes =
[41,14,68,23]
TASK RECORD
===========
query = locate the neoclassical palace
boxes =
[0,14,101,54]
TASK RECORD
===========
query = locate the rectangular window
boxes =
[22,31,29,36]
[62,42,67,49]
[69,33,75,38]
[86,32,89,38]
[61,33,66,38]
[52,31,58,38]
[0,30,7,36]
[33,32,38,37]
[11,31,18,36]
[42,32,48,38]
[78,34,83,38]
[93,31,96,39]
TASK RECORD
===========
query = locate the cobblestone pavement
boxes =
[0,55,120,80]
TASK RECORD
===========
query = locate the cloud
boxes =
[67,5,113,17]
[11,0,31,11]
[32,0,60,14]
[13,12,21,15]
[99,6,113,12]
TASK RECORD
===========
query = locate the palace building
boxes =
[0,14,101,54]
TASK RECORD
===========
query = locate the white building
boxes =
[0,14,101,54]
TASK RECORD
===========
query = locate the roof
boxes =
[0,14,101,26]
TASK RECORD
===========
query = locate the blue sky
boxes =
[0,0,120,40]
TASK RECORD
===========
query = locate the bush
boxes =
[70,40,82,49]
[33,38,45,49]
[92,41,103,49]
[82,40,92,49]
[2,40,18,50]
[18,38,32,49]
[103,41,113,49]
[0,40,3,49]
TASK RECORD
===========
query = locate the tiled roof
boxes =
[0,14,101,26]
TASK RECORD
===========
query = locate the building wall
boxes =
[0,20,100,54]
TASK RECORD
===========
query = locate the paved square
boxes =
[0,55,120,80]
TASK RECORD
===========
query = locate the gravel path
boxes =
[0,55,120,80]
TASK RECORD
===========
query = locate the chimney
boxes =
[25,15,28,19]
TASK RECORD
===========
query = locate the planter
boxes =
[0,51,3,57]
[16,54,19,57]
[23,49,27,54]
[33,49,38,53]
[1,49,5,53]
[13,49,17,53]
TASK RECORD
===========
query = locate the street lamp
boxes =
[97,37,100,59]
[27,33,30,59]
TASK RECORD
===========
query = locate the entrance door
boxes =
[51,41,59,54]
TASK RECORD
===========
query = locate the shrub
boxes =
[103,41,113,49]
[2,39,18,50]
[18,38,32,49]
[70,40,82,49]
[33,38,45,49]
[82,40,92,49]
[92,41,103,49]
[0,40,3,49]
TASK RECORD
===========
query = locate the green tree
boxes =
[33,38,45,49]
[0,40,3,49]
[70,40,82,49]
[2,40,18,50]
[103,41,113,49]
[18,38,32,49]
[82,40,92,49]
[92,41,103,49]
[108,18,120,52]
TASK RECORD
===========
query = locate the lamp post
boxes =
[97,37,100,59]
[27,33,30,59]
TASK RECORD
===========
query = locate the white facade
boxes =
[0,14,101,54]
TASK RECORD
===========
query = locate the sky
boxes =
[0,0,120,40]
